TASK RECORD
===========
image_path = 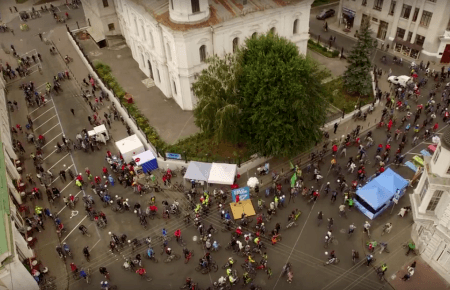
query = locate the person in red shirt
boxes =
[234,194,240,206]
[385,144,391,151]
[85,168,90,176]
[106,151,112,158]
[70,263,78,274]
[332,144,338,154]
[433,123,439,131]
[379,166,385,173]
[102,166,108,175]
[94,176,101,184]
[76,174,83,181]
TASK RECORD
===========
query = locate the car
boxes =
[387,75,413,87]
[316,9,335,20]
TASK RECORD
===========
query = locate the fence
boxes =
[309,31,343,55]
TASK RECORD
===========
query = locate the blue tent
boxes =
[133,150,158,173]
[355,168,409,219]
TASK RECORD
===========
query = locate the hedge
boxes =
[308,39,340,58]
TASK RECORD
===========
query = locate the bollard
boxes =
[281,168,283,173]
[76,21,79,29]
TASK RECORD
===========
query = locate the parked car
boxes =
[387,75,413,87]
[316,9,335,20]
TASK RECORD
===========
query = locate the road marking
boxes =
[48,153,70,170]
[42,132,62,148]
[36,82,48,90]
[60,181,75,193]
[32,107,55,121]
[28,100,53,114]
[65,4,72,10]
[42,123,60,136]
[33,115,57,130]
[61,215,87,243]
[90,239,101,252]
[43,149,58,160]
[57,190,82,216]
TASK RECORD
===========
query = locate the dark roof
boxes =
[441,128,450,150]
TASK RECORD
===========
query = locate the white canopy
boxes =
[115,134,145,163]
[207,163,237,185]
[184,161,211,182]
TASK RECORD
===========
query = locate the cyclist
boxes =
[56,245,65,259]
[348,223,356,235]
[148,247,155,258]
[366,254,374,266]
[235,226,242,237]
[79,224,88,235]
[70,262,78,275]
[227,257,234,268]
[83,246,90,260]
[80,269,87,280]
[174,229,181,242]
[136,267,146,277]
[226,267,232,276]
[185,277,192,289]
[243,272,252,285]
[406,241,416,255]
[135,254,142,266]
[247,254,255,269]
[363,221,371,236]
[352,250,359,263]
[99,267,109,279]
[212,241,219,251]
[162,228,167,238]
[165,247,172,256]
[382,222,393,234]
[100,281,109,290]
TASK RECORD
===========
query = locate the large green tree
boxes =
[343,20,378,96]
[192,33,330,157]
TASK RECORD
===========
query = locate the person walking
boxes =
[70,108,75,116]
[334,122,338,134]
[38,33,43,41]
[59,170,66,182]
[9,7,12,13]
[14,6,18,12]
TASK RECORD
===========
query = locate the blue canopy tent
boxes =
[132,150,158,173]
[354,168,409,219]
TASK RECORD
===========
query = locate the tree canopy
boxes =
[343,20,377,96]
[192,32,330,157]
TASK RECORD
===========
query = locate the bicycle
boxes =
[81,267,91,284]
[176,236,187,247]
[164,253,181,263]
[184,250,194,264]
[138,272,153,282]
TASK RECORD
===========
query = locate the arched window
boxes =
[199,45,206,62]
[293,19,299,34]
[232,37,239,53]
[166,43,172,61]
[252,32,257,38]
[270,27,276,34]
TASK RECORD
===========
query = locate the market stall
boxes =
[207,163,237,185]
[183,161,211,186]
[354,168,409,219]
[133,150,158,174]
[115,134,145,163]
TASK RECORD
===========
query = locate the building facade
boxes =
[83,0,122,47]
[410,129,450,283]
[0,77,40,289]
[82,0,314,111]
[337,0,450,62]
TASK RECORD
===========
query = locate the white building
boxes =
[0,78,39,289]
[337,0,450,62]
[82,0,314,110]
[410,129,450,283]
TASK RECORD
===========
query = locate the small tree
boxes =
[343,20,377,96]
[192,54,242,143]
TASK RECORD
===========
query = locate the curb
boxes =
[311,1,339,10]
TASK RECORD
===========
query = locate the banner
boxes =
[290,173,297,187]
[231,187,250,202]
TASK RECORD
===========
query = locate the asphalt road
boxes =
[4,3,449,290]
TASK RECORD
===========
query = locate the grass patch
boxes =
[308,39,339,58]
[94,61,251,163]
[324,77,371,113]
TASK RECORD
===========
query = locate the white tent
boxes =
[115,134,145,163]
[207,163,237,185]
[183,162,211,182]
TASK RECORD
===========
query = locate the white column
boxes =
[388,0,405,41]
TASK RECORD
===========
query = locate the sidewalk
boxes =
[73,34,199,144]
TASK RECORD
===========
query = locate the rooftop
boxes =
[129,0,306,31]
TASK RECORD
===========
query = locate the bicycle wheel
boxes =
[195,265,202,272]
[211,263,218,272]
[174,254,181,260]
[201,268,209,275]
[144,274,152,282]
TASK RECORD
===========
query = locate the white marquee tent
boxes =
[207,163,237,185]
[115,134,145,163]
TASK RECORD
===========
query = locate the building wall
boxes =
[113,0,312,110]
[338,0,450,62]
[410,137,450,283]
[82,0,121,38]
[0,257,39,290]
